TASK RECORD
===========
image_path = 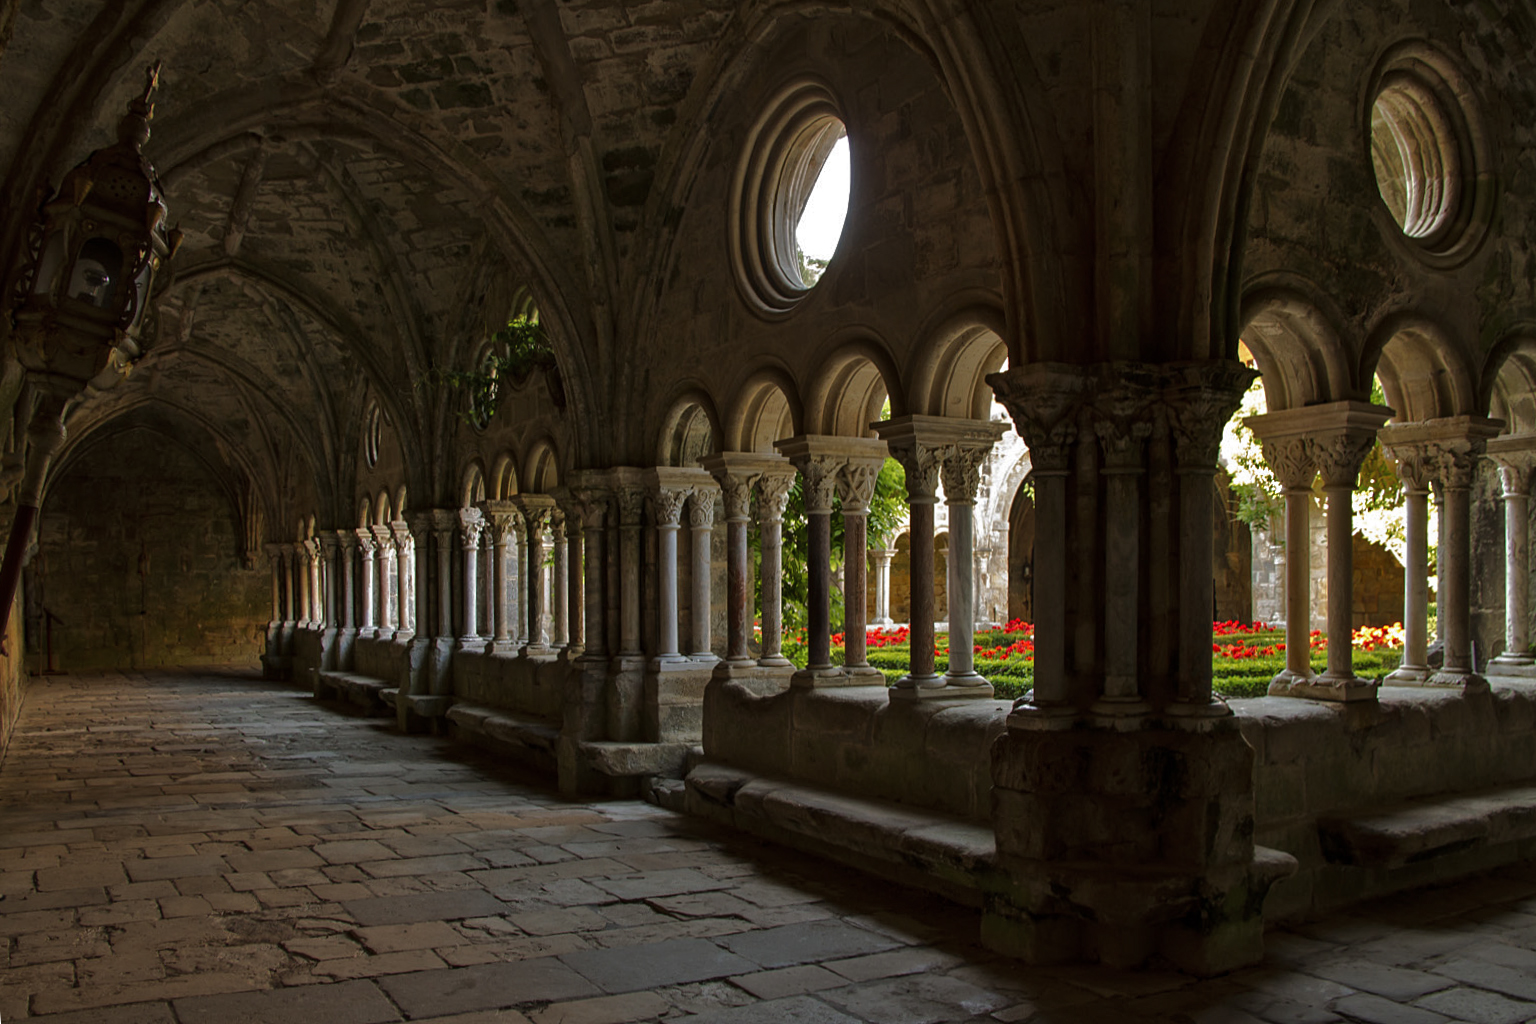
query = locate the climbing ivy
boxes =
[421,315,555,427]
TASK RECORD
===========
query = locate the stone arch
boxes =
[908,305,1010,420]
[806,335,901,436]
[357,496,372,529]
[461,463,488,507]
[394,486,409,522]
[374,490,392,526]
[490,452,521,500]
[658,392,721,467]
[524,440,561,493]
[726,367,802,453]
[1240,284,1356,411]
[1366,316,1477,422]
[1482,328,1536,433]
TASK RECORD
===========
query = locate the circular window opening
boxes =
[732,80,851,317]
[1371,75,1460,241]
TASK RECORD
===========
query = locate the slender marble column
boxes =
[757,473,795,666]
[338,532,357,634]
[1259,439,1316,688]
[651,487,689,665]
[1382,448,1434,683]
[432,515,455,639]
[871,549,895,627]
[576,493,607,659]
[354,530,377,634]
[458,508,484,647]
[1492,456,1535,669]
[887,443,943,695]
[837,460,883,682]
[1312,430,1380,695]
[320,534,339,631]
[392,523,413,639]
[710,471,756,667]
[687,489,716,660]
[372,524,396,638]
[565,513,584,651]
[306,541,321,628]
[267,546,282,627]
[523,506,553,654]
[551,511,569,647]
[480,529,495,642]
[295,545,312,628]
[1432,444,1486,691]
[940,445,995,694]
[483,506,520,652]
[791,456,839,680]
[409,515,431,644]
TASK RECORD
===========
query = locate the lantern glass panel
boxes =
[32,231,67,298]
[67,237,122,310]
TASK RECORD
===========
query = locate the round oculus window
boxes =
[731,80,850,317]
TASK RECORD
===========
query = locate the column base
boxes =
[491,639,518,655]
[651,653,692,671]
[1428,669,1489,694]
[391,630,414,643]
[1089,696,1151,721]
[756,655,793,668]
[1385,664,1434,685]
[689,653,720,666]
[841,665,887,685]
[456,636,487,653]
[791,665,856,688]
[523,643,559,662]
[1487,659,1536,679]
[1269,673,1378,702]
[889,674,960,700]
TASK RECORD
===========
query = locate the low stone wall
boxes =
[353,635,406,686]
[1235,682,1536,921]
[702,675,1007,822]
[453,650,564,719]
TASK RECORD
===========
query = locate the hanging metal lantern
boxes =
[10,61,182,394]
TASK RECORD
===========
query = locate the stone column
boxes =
[940,442,1001,696]
[871,548,895,627]
[837,460,884,683]
[354,530,377,635]
[391,523,413,639]
[649,484,690,666]
[281,543,297,629]
[551,511,569,647]
[618,485,645,657]
[479,528,495,642]
[431,512,455,640]
[784,451,841,685]
[574,489,608,660]
[885,439,943,696]
[1432,434,1496,691]
[1165,366,1259,712]
[565,511,584,652]
[1487,438,1536,674]
[518,498,556,656]
[480,502,520,653]
[408,514,432,642]
[756,470,796,666]
[371,524,396,638]
[687,487,717,661]
[1381,442,1435,683]
[457,507,484,648]
[1249,402,1390,702]
[319,535,338,631]
[295,544,312,629]
[306,540,321,628]
[702,455,785,672]
[266,543,283,630]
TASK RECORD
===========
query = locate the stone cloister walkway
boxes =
[3,673,1536,1024]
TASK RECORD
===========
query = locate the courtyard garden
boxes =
[780,619,1410,701]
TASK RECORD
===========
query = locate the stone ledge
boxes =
[683,760,997,906]
[316,671,393,714]
[1318,784,1536,869]
[402,693,452,718]
[582,740,691,778]
[445,701,560,776]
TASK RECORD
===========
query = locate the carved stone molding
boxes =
[719,476,753,522]
[617,485,646,527]
[987,363,1092,473]
[757,471,795,521]
[938,444,989,502]
[1164,361,1259,471]
[1382,442,1436,492]
[835,460,881,514]
[457,507,484,547]
[687,487,717,529]
[650,486,689,526]
[793,455,839,514]
[1259,437,1316,491]
[886,440,942,502]
[354,528,378,555]
[1312,429,1380,489]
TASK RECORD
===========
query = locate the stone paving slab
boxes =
[6,671,1536,1024]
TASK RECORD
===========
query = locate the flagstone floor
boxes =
[2,670,1536,1023]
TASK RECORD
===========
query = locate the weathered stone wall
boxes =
[1471,461,1508,666]
[34,431,268,670]
[1250,501,1408,630]
[1353,535,1405,628]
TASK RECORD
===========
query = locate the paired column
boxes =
[551,511,570,648]
[573,488,609,661]
[319,534,339,633]
[938,443,1000,695]
[1248,402,1391,702]
[371,524,394,638]
[513,495,557,656]
[701,453,795,673]
[354,529,377,636]
[431,510,457,641]
[480,501,521,653]
[1488,436,1536,674]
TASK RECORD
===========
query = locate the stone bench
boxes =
[1318,784,1536,869]
[315,671,393,715]
[445,701,561,774]
[681,761,999,906]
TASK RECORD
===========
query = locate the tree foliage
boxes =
[419,315,555,427]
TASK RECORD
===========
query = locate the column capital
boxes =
[370,522,395,551]
[478,499,524,539]
[1381,416,1503,490]
[938,444,989,504]
[985,364,1094,472]
[701,452,793,523]
[319,533,339,555]
[354,528,378,554]
[406,511,434,537]
[1485,432,1536,496]
[1163,360,1259,470]
[687,485,718,528]
[872,417,1003,504]
[756,469,796,521]
[1248,401,1393,489]
[457,506,485,546]
[836,459,882,514]
[1092,373,1161,470]
[336,529,358,552]
[644,466,712,526]
[792,454,839,514]
[389,520,412,553]
[571,487,610,529]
